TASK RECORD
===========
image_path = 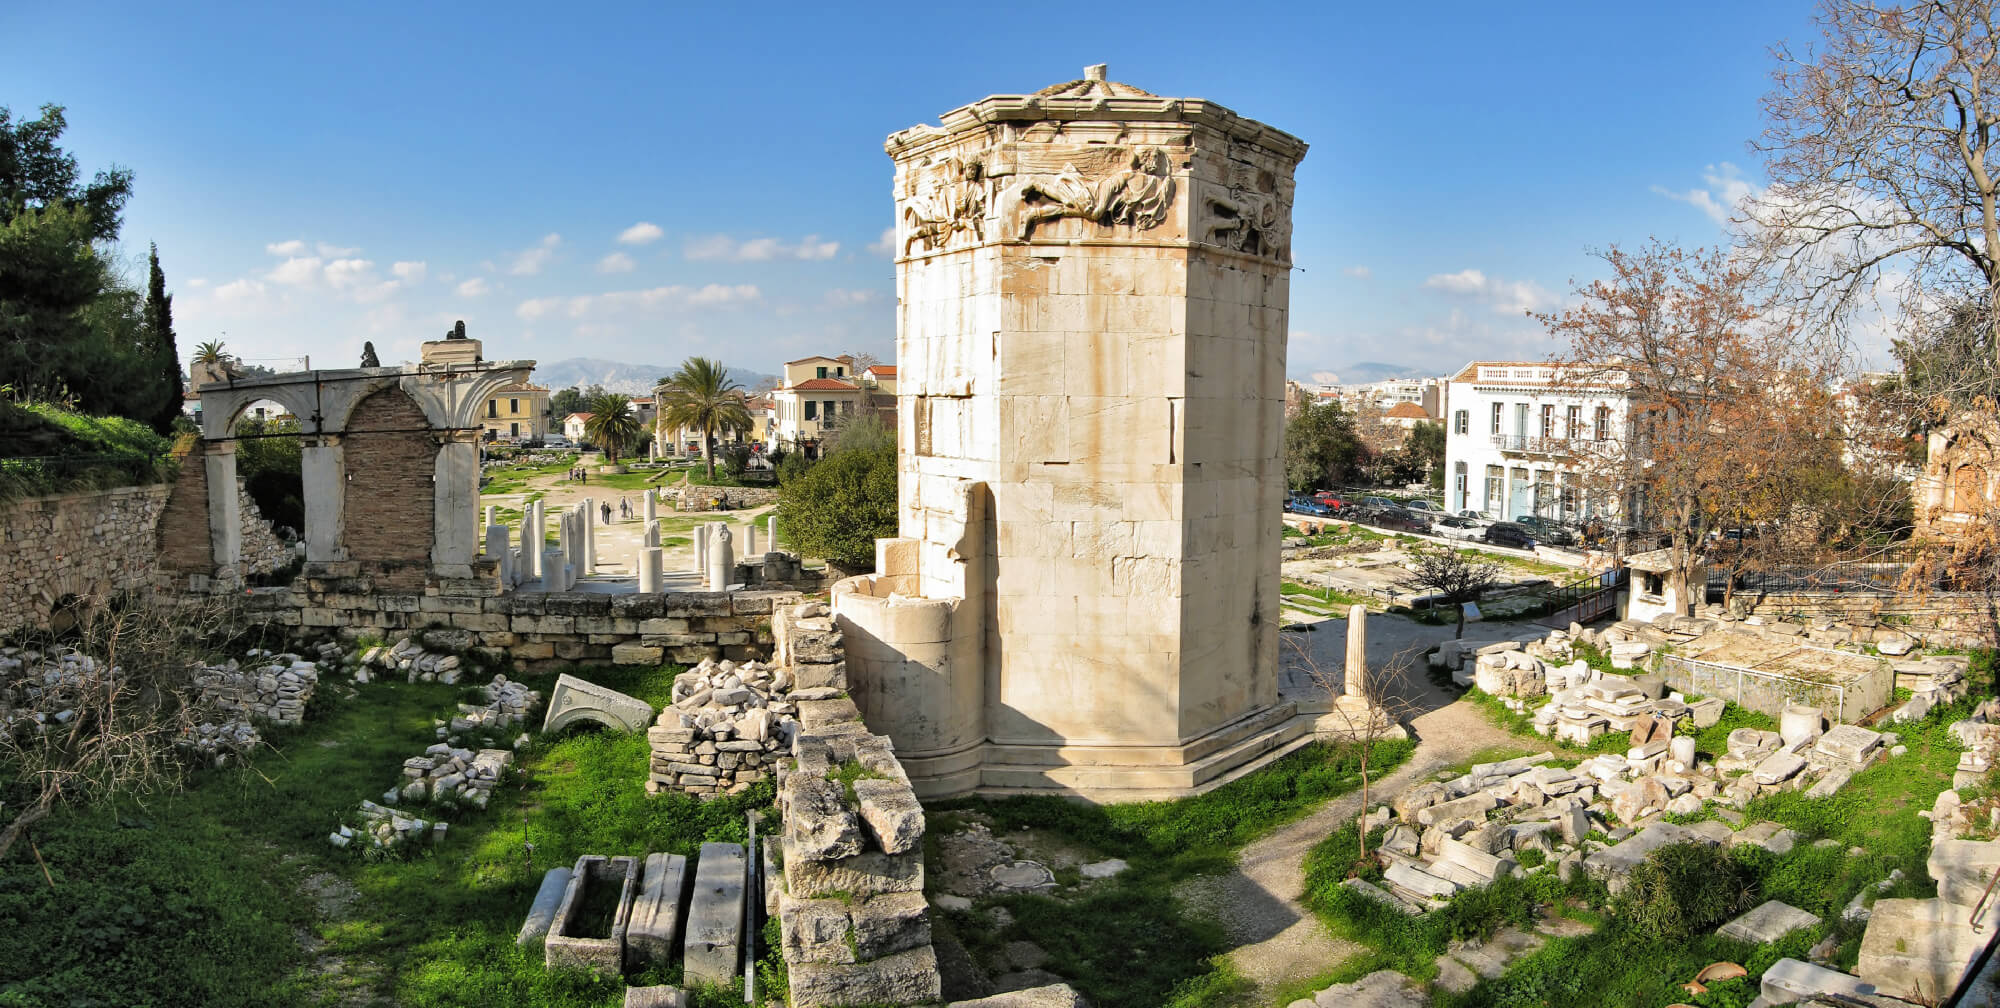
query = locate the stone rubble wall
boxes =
[768,602,944,1008]
[646,657,800,798]
[662,485,780,511]
[221,575,802,673]
[0,484,169,638]
[236,480,292,577]
[1741,591,1996,650]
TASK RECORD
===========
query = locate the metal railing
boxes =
[1655,652,1852,722]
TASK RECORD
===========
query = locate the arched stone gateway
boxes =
[170,358,532,586]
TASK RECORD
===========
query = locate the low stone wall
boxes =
[1742,591,1995,649]
[663,485,780,511]
[226,569,803,672]
[0,483,170,638]
[776,693,942,1008]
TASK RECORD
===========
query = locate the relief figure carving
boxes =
[902,157,989,255]
[1010,146,1176,240]
[1204,188,1291,260]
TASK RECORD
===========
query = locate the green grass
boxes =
[934,738,1416,1008]
[0,662,769,1008]
[1281,580,1373,611]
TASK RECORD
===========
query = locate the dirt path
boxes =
[1191,615,1544,1002]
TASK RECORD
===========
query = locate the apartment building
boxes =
[1442,360,1633,522]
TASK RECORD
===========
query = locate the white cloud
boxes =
[597,252,636,274]
[509,233,563,275]
[1423,268,1555,316]
[267,256,324,286]
[187,277,209,288]
[214,278,266,304]
[823,288,880,306]
[515,283,761,320]
[457,277,490,297]
[1653,162,1759,229]
[391,261,427,283]
[618,221,664,245]
[265,239,308,257]
[684,234,840,262]
[868,227,896,257]
[1343,265,1372,279]
[316,241,360,258]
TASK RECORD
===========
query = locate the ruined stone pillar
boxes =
[432,433,481,570]
[743,521,757,555]
[643,522,660,548]
[1345,604,1368,699]
[766,514,777,550]
[486,524,512,586]
[707,526,732,591]
[638,548,663,593]
[523,500,543,581]
[204,439,242,578]
[484,505,496,528]
[541,549,564,592]
[643,492,656,524]
[300,438,345,562]
[579,499,596,574]
[693,523,709,574]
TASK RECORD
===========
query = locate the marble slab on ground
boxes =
[1718,899,1821,945]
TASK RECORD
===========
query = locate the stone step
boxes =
[975,710,1317,800]
[978,702,1301,770]
[684,842,746,988]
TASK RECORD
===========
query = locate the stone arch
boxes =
[543,674,654,734]
[1951,463,1990,514]
[342,386,437,590]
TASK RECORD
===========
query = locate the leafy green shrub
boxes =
[1614,842,1758,940]
[773,441,895,569]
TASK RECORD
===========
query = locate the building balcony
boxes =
[1492,434,1586,457]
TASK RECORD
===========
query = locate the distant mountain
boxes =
[1334,361,1435,384]
[531,358,779,396]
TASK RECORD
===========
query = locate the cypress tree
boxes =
[143,243,183,433]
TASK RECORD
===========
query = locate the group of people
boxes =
[568,467,588,482]
[598,498,637,524]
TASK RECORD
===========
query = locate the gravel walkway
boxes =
[1189,614,1549,1000]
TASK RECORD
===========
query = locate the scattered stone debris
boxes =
[355,636,465,685]
[647,657,799,798]
[331,799,447,853]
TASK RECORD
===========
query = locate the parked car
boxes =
[544,435,573,449]
[1432,515,1486,541]
[1483,522,1538,549]
[1512,516,1577,546]
[1285,494,1332,517]
[1453,509,1490,522]
[1403,500,1443,513]
[1372,508,1433,535]
[1312,490,1345,510]
[1359,495,1401,510]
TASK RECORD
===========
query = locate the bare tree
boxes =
[1754,0,2000,366]
[1538,241,1843,617]
[0,593,240,862]
[1286,634,1422,861]
[1406,545,1503,639]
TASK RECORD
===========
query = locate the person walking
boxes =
[600,501,612,525]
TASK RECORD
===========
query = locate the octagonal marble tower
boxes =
[832,66,1307,799]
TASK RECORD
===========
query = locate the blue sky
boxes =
[2,1,1817,384]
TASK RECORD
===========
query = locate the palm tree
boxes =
[190,340,235,385]
[582,393,644,464]
[659,357,750,481]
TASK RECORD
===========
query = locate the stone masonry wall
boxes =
[237,480,292,576]
[1742,592,1996,649]
[0,484,169,638]
[343,387,436,591]
[228,571,802,674]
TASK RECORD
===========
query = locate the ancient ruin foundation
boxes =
[835,66,1309,798]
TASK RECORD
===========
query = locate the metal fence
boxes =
[0,453,170,492]
[1654,648,1890,722]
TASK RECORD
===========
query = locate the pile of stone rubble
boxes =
[388,744,515,810]
[0,646,104,736]
[647,657,801,798]
[192,648,319,728]
[329,799,448,853]
[332,675,539,855]
[439,674,540,746]
[1358,704,1895,912]
[354,637,466,685]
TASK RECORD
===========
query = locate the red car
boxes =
[1312,491,1344,510]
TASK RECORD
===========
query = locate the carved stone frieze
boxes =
[1006,145,1177,240]
[900,156,989,256]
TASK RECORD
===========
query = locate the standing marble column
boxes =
[766,514,778,551]
[693,523,710,574]
[743,521,757,555]
[638,548,663,593]
[707,526,733,591]
[486,525,512,586]
[643,491,657,524]
[1344,604,1369,699]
